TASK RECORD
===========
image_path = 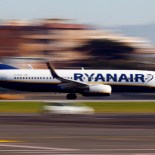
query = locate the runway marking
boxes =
[0,143,77,151]
[1,144,155,152]
[0,140,24,142]
[89,148,155,150]
[1,135,155,140]
[0,150,72,153]
[0,150,155,155]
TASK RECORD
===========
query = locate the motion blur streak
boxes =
[0,16,155,155]
[0,19,153,71]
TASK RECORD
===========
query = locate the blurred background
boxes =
[0,1,155,154]
[0,18,154,70]
[0,0,155,71]
[0,0,155,99]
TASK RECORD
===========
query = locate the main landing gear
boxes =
[66,93,77,100]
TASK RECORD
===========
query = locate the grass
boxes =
[0,102,42,113]
[84,102,155,113]
[0,101,155,113]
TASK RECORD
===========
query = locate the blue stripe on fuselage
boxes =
[0,81,59,92]
[0,81,155,93]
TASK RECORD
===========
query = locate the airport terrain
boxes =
[0,100,155,154]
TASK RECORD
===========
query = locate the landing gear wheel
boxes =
[66,93,77,100]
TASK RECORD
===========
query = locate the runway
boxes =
[24,92,155,100]
[0,114,155,154]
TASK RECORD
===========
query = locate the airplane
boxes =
[0,62,154,99]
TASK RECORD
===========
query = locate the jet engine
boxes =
[82,84,112,96]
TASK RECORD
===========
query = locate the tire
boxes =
[66,93,77,100]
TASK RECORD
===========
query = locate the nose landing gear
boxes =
[66,93,77,100]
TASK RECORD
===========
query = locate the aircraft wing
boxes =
[47,63,89,90]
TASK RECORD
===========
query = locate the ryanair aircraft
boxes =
[0,63,154,99]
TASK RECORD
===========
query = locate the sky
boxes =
[0,0,155,27]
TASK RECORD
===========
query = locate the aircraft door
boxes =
[0,73,6,81]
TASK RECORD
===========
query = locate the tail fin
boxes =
[0,64,18,70]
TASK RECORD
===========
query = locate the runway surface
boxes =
[0,114,155,154]
[24,92,155,100]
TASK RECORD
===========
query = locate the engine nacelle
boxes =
[82,84,112,96]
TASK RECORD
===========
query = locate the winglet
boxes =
[46,62,59,79]
[28,64,33,69]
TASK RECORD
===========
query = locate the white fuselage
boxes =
[0,69,154,93]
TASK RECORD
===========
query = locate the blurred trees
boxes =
[85,39,134,59]
[75,39,136,69]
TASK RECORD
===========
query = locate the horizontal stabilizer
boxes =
[0,64,18,70]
